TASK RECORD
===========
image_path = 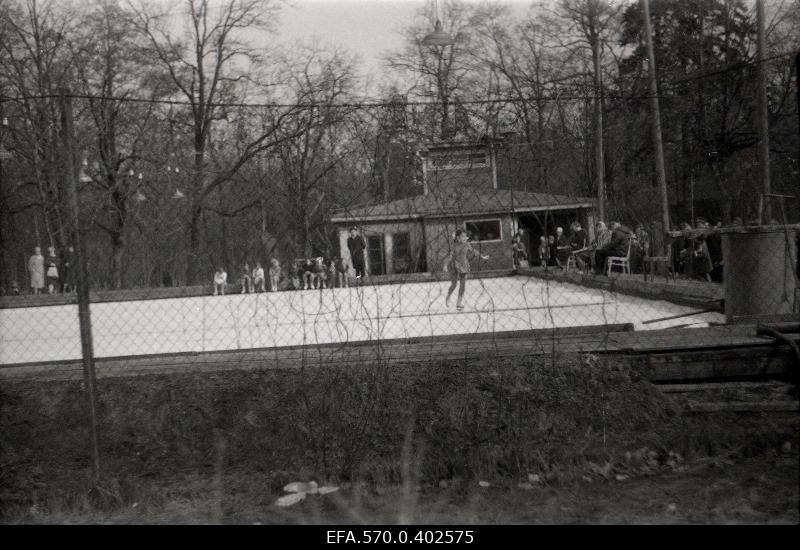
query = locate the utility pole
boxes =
[0,96,9,290]
[59,88,101,479]
[641,0,669,246]
[756,0,771,224]
[592,32,605,222]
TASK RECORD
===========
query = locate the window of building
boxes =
[430,150,488,170]
[367,235,385,276]
[464,219,502,242]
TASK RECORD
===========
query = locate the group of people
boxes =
[511,216,725,282]
[672,218,723,282]
[210,227,371,296]
[512,220,636,275]
[212,256,357,296]
[19,245,75,295]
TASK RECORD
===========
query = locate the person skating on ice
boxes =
[443,229,489,311]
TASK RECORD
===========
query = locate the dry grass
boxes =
[1,353,797,523]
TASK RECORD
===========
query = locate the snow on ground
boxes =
[0,276,725,365]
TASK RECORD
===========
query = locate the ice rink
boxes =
[0,276,725,365]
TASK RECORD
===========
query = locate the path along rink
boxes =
[0,276,725,365]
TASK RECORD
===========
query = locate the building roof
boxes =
[329,190,596,224]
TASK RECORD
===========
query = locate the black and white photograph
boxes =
[0,0,798,528]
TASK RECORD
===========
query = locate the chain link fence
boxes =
[1,134,798,382]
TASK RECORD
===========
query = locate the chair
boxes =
[642,243,675,283]
[606,239,632,277]
[565,253,577,271]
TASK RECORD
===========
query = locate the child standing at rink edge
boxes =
[443,229,489,311]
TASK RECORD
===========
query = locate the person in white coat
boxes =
[28,246,45,295]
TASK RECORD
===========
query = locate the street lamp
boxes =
[422,0,455,47]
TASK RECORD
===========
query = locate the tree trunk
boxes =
[302,207,312,258]
[110,231,124,289]
[186,204,202,284]
[642,0,670,242]
[186,134,206,284]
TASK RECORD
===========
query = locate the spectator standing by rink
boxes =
[213,266,227,295]
[511,233,529,268]
[691,235,714,281]
[334,256,349,288]
[632,223,650,273]
[706,221,723,282]
[537,236,549,267]
[252,262,265,292]
[60,245,74,293]
[554,227,571,267]
[547,234,558,267]
[45,246,59,294]
[347,227,367,280]
[28,246,45,295]
[443,229,490,311]
[268,259,281,291]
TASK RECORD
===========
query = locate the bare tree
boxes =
[550,0,623,220]
[69,0,169,289]
[128,0,309,283]
[272,45,360,258]
[0,0,76,255]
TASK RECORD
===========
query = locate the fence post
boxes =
[59,88,101,479]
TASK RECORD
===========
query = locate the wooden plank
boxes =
[683,401,799,413]
[731,314,800,325]
[656,381,793,393]
[633,347,795,382]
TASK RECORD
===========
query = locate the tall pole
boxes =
[0,97,8,289]
[756,0,771,224]
[59,88,101,479]
[592,37,605,222]
[641,0,669,246]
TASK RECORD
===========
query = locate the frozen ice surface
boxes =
[0,276,724,364]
